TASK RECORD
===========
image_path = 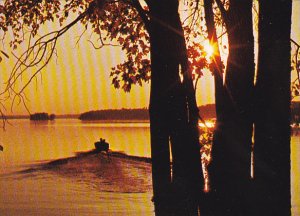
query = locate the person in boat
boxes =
[94,138,109,155]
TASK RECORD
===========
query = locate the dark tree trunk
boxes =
[147,1,204,215]
[254,1,292,215]
[202,1,226,214]
[208,1,255,215]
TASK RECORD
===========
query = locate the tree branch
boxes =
[291,38,300,99]
[126,0,150,32]
[1,9,89,110]
[214,0,228,24]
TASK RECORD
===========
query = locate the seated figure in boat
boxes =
[94,138,109,154]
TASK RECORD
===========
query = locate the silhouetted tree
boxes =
[254,1,292,215]
[203,1,255,215]
[147,1,204,214]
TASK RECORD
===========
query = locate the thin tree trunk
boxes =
[202,0,226,214]
[204,0,224,122]
[254,1,292,215]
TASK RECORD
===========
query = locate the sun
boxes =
[203,42,215,58]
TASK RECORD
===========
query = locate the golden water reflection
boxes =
[0,119,150,174]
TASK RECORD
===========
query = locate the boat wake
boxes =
[7,150,153,194]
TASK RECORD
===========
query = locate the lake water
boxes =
[0,119,153,216]
[0,119,299,215]
[0,119,151,173]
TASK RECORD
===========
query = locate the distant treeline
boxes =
[79,108,149,120]
[79,105,217,121]
[30,112,56,121]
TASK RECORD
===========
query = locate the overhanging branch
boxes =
[1,9,89,110]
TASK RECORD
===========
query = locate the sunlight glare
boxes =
[204,42,214,58]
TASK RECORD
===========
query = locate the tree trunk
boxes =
[254,1,292,215]
[203,0,224,122]
[202,1,226,214]
[148,1,204,215]
[208,1,255,215]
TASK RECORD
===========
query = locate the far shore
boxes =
[2,114,79,120]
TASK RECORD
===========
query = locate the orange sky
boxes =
[0,2,299,115]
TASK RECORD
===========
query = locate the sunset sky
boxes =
[0,2,299,115]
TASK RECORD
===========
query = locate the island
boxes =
[30,112,56,121]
